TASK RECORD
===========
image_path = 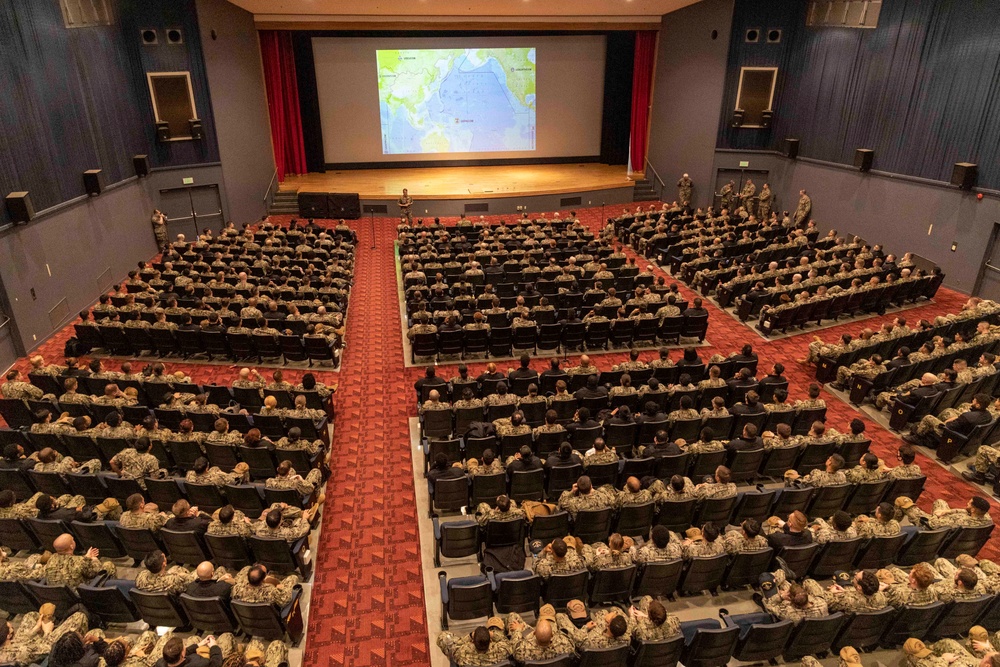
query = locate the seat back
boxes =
[810,537,864,577]
[573,507,614,544]
[494,570,542,615]
[578,644,630,667]
[509,469,544,502]
[832,607,896,652]
[614,501,655,538]
[670,418,702,443]
[25,581,81,618]
[843,480,890,516]
[679,553,728,595]
[656,499,697,533]
[0,468,35,501]
[585,461,619,489]
[733,619,794,663]
[248,535,303,575]
[184,483,226,514]
[160,529,209,566]
[771,486,814,518]
[529,511,571,545]
[795,442,838,474]
[444,575,493,623]
[930,596,995,640]
[783,613,846,660]
[27,517,69,552]
[77,584,140,624]
[231,599,293,641]
[205,533,254,570]
[27,469,72,497]
[731,490,777,525]
[470,473,507,508]
[179,593,239,634]
[114,524,166,561]
[886,475,926,503]
[437,520,480,562]
[0,517,39,551]
[634,558,684,600]
[604,423,637,448]
[70,520,126,559]
[681,625,739,667]
[723,548,774,589]
[879,603,945,647]
[776,543,820,580]
[805,484,851,519]
[239,446,278,480]
[653,453,690,480]
[941,524,995,559]
[432,476,469,514]
[854,533,907,570]
[104,475,146,502]
[542,570,589,609]
[897,528,952,566]
[694,496,735,528]
[631,636,684,667]
[690,450,727,481]
[589,565,637,605]
[0,580,40,616]
[546,464,582,498]
[727,448,765,483]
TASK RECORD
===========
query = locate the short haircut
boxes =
[472,626,491,652]
[551,538,567,558]
[898,445,916,464]
[609,615,628,637]
[829,454,845,471]
[126,493,144,512]
[162,637,184,664]
[911,563,936,589]
[715,466,731,484]
[831,511,852,531]
[858,570,879,596]
[971,496,990,515]
[958,568,979,590]
[742,518,760,538]
[144,550,166,573]
[219,505,235,524]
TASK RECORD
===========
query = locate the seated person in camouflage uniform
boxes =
[803,569,888,613]
[583,438,619,468]
[119,493,170,531]
[882,562,941,606]
[853,501,902,537]
[756,571,830,622]
[681,523,725,558]
[35,493,120,523]
[630,524,682,562]
[723,518,770,554]
[532,536,586,578]
[557,475,616,518]
[810,510,858,544]
[186,457,248,488]
[763,510,814,548]
[1,368,44,401]
[928,565,983,603]
[505,613,575,663]
[898,496,993,530]
[845,453,883,483]
[464,448,504,477]
[44,533,117,586]
[109,436,164,490]
[437,622,512,667]
[474,494,526,527]
[232,563,300,610]
[136,549,208,594]
[902,637,979,667]
[616,476,654,507]
[881,444,922,479]
[253,504,318,542]
[266,459,324,496]
[786,454,847,487]
[556,604,631,650]
[693,466,737,499]
[0,603,89,666]
[580,533,635,570]
[628,596,681,640]
[208,504,254,537]
[651,474,696,502]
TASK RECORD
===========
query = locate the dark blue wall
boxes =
[0,0,219,227]
[718,0,1000,190]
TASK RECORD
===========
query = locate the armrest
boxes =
[438,571,449,605]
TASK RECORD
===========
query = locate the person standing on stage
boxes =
[151,209,167,253]
[398,188,413,223]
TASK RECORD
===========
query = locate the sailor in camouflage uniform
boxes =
[630,525,682,562]
[506,614,575,662]
[110,437,164,489]
[558,476,617,518]
[629,595,681,640]
[437,623,513,667]
[44,533,117,585]
[722,518,770,554]
[556,606,631,650]
[532,536,586,578]
[581,534,634,570]
[474,495,525,527]
[119,493,170,531]
[266,460,324,495]
[232,564,299,607]
[852,502,902,537]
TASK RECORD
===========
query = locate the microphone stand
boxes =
[370,210,376,250]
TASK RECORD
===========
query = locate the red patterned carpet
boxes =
[3,206,999,667]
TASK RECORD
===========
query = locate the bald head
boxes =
[53,533,75,553]
[196,562,215,581]
[535,619,553,645]
[239,368,251,379]
[920,373,938,385]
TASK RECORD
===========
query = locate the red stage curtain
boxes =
[629,30,658,173]
[259,30,307,181]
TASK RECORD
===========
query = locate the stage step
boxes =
[632,178,658,202]
[268,190,300,216]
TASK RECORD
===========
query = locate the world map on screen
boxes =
[376,48,536,155]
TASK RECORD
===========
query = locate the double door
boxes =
[158,184,224,239]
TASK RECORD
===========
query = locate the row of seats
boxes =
[430,477,927,536]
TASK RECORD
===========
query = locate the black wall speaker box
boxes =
[761,110,773,129]
[188,119,203,141]
[855,148,874,172]
[5,192,34,224]
[328,193,361,219]
[298,193,329,218]
[156,121,171,142]
[133,154,150,177]
[83,169,104,196]
[951,162,978,190]
[784,138,799,159]
[166,28,183,44]
[732,109,744,128]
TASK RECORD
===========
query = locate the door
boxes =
[190,185,224,232]
[714,168,769,214]
[159,188,198,241]
[974,222,1000,301]
[158,184,224,239]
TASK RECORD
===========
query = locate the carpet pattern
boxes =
[2,207,998,667]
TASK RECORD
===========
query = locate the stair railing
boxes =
[643,158,666,202]
[263,168,279,211]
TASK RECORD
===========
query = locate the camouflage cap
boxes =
[903,639,932,658]
[894,496,914,509]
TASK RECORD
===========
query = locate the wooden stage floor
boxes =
[281,163,637,200]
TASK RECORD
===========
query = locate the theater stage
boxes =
[281,163,641,217]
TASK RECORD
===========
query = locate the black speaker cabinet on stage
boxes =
[5,192,34,224]
[328,193,361,219]
[854,149,874,172]
[783,138,799,159]
[133,155,150,177]
[298,193,329,218]
[951,163,978,190]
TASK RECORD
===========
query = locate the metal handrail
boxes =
[263,168,278,205]
[644,158,666,201]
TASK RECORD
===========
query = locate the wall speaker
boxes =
[745,28,760,43]
[83,169,104,196]
[761,110,773,129]
[188,119,203,141]
[855,149,874,172]
[5,192,34,224]
[784,138,799,159]
[141,29,157,45]
[133,154,150,177]
[328,193,361,220]
[165,28,183,44]
[767,29,782,43]
[951,163,978,190]
[732,109,744,128]
[156,121,171,142]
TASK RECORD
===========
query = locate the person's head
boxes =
[742,423,758,439]
[787,511,808,532]
[702,522,719,542]
[742,518,760,538]
[172,499,192,518]
[534,619,554,646]
[0,490,14,508]
[910,563,936,590]
[826,454,845,472]
[861,453,879,470]
[265,508,283,529]
[162,637,186,666]
[831,510,853,532]
[608,615,628,638]
[218,504,236,525]
[519,445,533,461]
[898,445,916,465]
[788,584,810,609]
[744,391,759,406]
[714,466,731,484]
[550,538,568,559]
[126,493,145,513]
[576,476,593,494]
[558,442,574,460]
[876,502,894,523]
[49,632,87,667]
[969,496,991,517]
[679,395,693,411]
[144,549,167,574]
[974,393,992,410]
[651,524,671,548]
